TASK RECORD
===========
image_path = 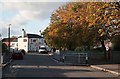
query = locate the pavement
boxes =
[0,59,13,69]
[90,64,120,76]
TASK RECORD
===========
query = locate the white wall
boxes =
[18,37,28,52]
[28,38,45,52]
[39,38,45,45]
[10,42,18,51]
[18,37,48,52]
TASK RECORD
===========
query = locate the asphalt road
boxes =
[2,52,118,78]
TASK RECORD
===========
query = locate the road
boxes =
[2,52,118,78]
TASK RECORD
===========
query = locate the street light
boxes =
[8,24,11,54]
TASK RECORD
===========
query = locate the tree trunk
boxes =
[100,40,107,60]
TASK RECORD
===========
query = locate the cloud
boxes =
[0,2,67,37]
[0,2,66,28]
[1,26,22,38]
[1,0,119,2]
[1,0,73,2]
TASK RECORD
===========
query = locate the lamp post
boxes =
[8,24,11,54]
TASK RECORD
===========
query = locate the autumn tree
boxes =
[87,2,120,59]
[43,2,120,55]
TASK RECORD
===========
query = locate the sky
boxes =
[0,0,70,38]
[0,0,119,38]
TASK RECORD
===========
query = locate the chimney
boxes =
[22,29,26,37]
[39,30,43,37]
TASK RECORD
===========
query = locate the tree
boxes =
[42,2,120,55]
[43,2,95,50]
[88,2,120,59]
[2,43,8,53]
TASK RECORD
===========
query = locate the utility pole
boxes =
[8,24,11,54]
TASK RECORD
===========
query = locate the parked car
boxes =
[20,49,26,55]
[11,51,23,60]
[39,46,48,54]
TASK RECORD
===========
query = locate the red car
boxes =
[11,51,23,60]
[20,49,26,55]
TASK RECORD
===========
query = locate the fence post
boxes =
[85,54,88,64]
[78,53,80,64]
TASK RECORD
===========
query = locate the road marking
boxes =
[12,65,91,70]
[52,58,65,65]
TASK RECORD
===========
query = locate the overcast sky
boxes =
[0,0,119,38]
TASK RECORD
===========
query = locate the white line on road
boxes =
[12,65,91,70]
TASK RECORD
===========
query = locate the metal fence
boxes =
[61,53,88,65]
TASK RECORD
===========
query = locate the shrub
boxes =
[74,47,83,52]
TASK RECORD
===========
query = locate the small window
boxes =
[23,39,27,42]
[12,43,15,46]
[33,39,36,42]
[10,43,14,47]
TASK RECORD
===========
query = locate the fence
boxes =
[52,50,120,65]
[61,53,88,65]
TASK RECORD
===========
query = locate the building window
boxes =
[23,39,27,42]
[33,39,36,42]
[39,42,41,44]
[10,43,14,47]
[12,43,15,46]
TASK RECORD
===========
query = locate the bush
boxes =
[113,44,120,51]
[2,43,8,53]
[74,47,83,52]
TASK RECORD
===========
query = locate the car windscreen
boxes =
[40,47,46,49]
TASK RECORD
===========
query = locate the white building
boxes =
[18,29,46,52]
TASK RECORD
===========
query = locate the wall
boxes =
[111,51,120,63]
[18,37,28,52]
[28,38,46,52]
[28,38,39,52]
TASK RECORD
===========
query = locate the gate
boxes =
[62,53,88,65]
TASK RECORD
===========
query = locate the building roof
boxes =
[27,34,43,38]
[18,34,43,38]
[2,38,18,42]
